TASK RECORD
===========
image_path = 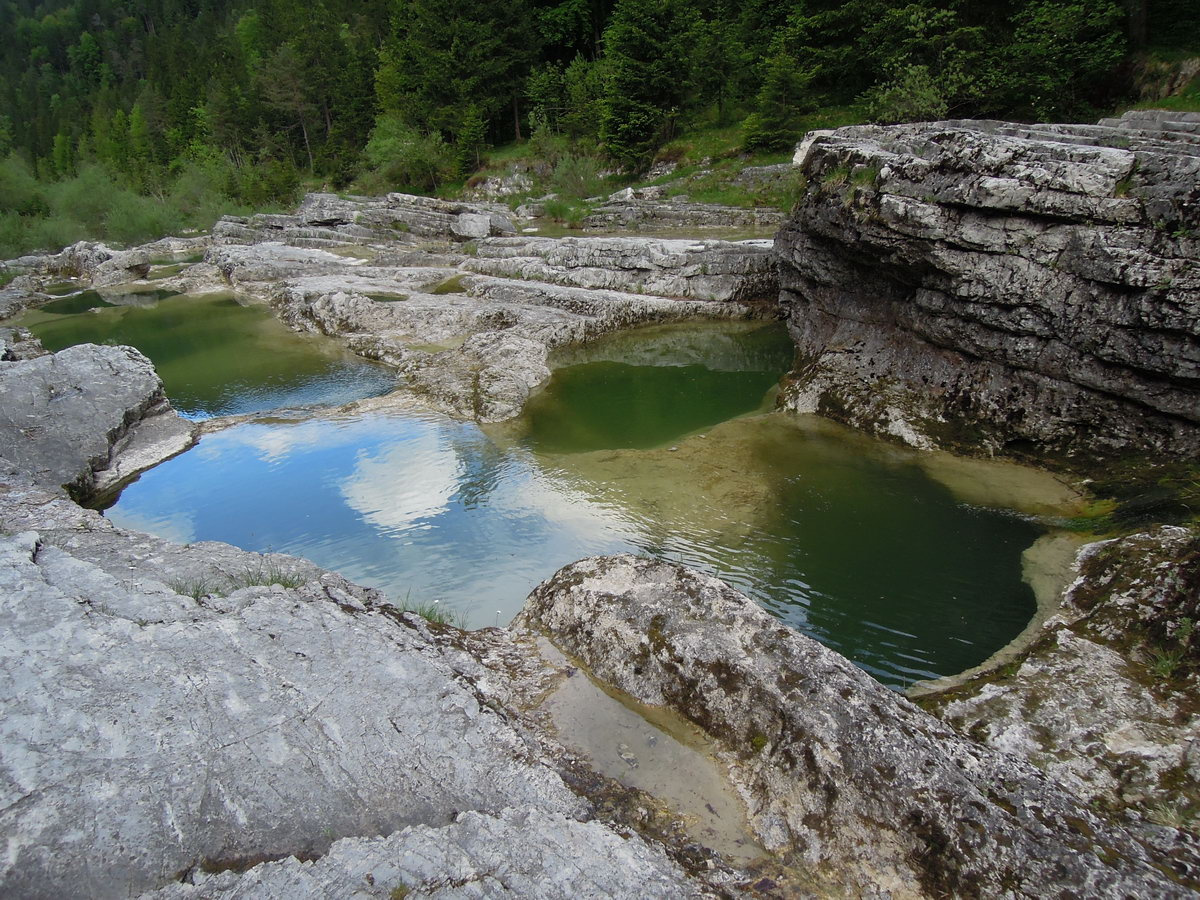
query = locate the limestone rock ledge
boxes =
[777,111,1200,459]
[520,555,1199,897]
[0,483,709,899]
[0,343,195,498]
[920,527,1200,832]
[205,234,775,423]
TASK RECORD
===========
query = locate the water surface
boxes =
[106,320,1047,688]
[14,291,396,418]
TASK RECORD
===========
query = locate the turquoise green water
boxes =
[13,291,396,418]
[523,324,794,452]
[105,320,1043,688]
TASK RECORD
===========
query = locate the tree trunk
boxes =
[299,116,314,170]
[1123,0,1147,50]
[513,96,522,142]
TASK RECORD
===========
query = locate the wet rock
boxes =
[463,236,779,304]
[520,554,1198,896]
[0,343,195,498]
[921,527,1200,833]
[776,114,1200,459]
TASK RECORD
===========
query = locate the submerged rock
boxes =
[776,112,1200,459]
[520,554,1198,896]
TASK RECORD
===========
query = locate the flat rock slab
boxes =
[464,235,778,303]
[0,343,190,497]
[520,554,1198,896]
[0,504,605,898]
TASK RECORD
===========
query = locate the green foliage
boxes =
[548,153,608,199]
[741,52,817,152]
[541,196,591,228]
[1004,0,1127,119]
[865,65,949,124]
[362,114,457,193]
[599,0,700,169]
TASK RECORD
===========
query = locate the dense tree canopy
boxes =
[0,0,1192,246]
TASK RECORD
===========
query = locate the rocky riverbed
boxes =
[2,118,1200,896]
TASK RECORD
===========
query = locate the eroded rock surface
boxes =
[463,235,778,303]
[583,196,783,232]
[777,111,1200,459]
[213,192,516,249]
[0,343,194,497]
[520,555,1199,896]
[921,527,1200,833]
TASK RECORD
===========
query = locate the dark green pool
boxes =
[101,318,1045,688]
[14,291,396,418]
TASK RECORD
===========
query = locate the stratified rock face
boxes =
[776,112,1200,459]
[463,236,778,304]
[583,196,783,232]
[212,192,517,248]
[520,555,1198,897]
[0,343,194,497]
[923,527,1200,831]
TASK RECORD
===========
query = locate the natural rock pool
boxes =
[15,290,396,418]
[14,292,1074,688]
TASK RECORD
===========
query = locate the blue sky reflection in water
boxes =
[107,321,1043,688]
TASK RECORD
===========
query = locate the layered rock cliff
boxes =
[776,110,1200,460]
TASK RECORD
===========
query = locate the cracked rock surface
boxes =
[519,554,1200,897]
[921,527,1200,833]
[776,111,1200,459]
[0,343,194,497]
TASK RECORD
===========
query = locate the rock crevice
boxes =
[776,111,1200,459]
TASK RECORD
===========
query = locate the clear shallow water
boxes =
[105,320,1043,688]
[14,291,396,419]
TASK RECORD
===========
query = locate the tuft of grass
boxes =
[390,886,411,900]
[542,197,591,227]
[1146,800,1196,830]
[167,576,220,600]
[396,597,468,628]
[1147,646,1187,679]
[226,562,308,591]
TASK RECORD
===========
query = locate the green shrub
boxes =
[864,65,949,124]
[363,113,456,193]
[548,153,608,200]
